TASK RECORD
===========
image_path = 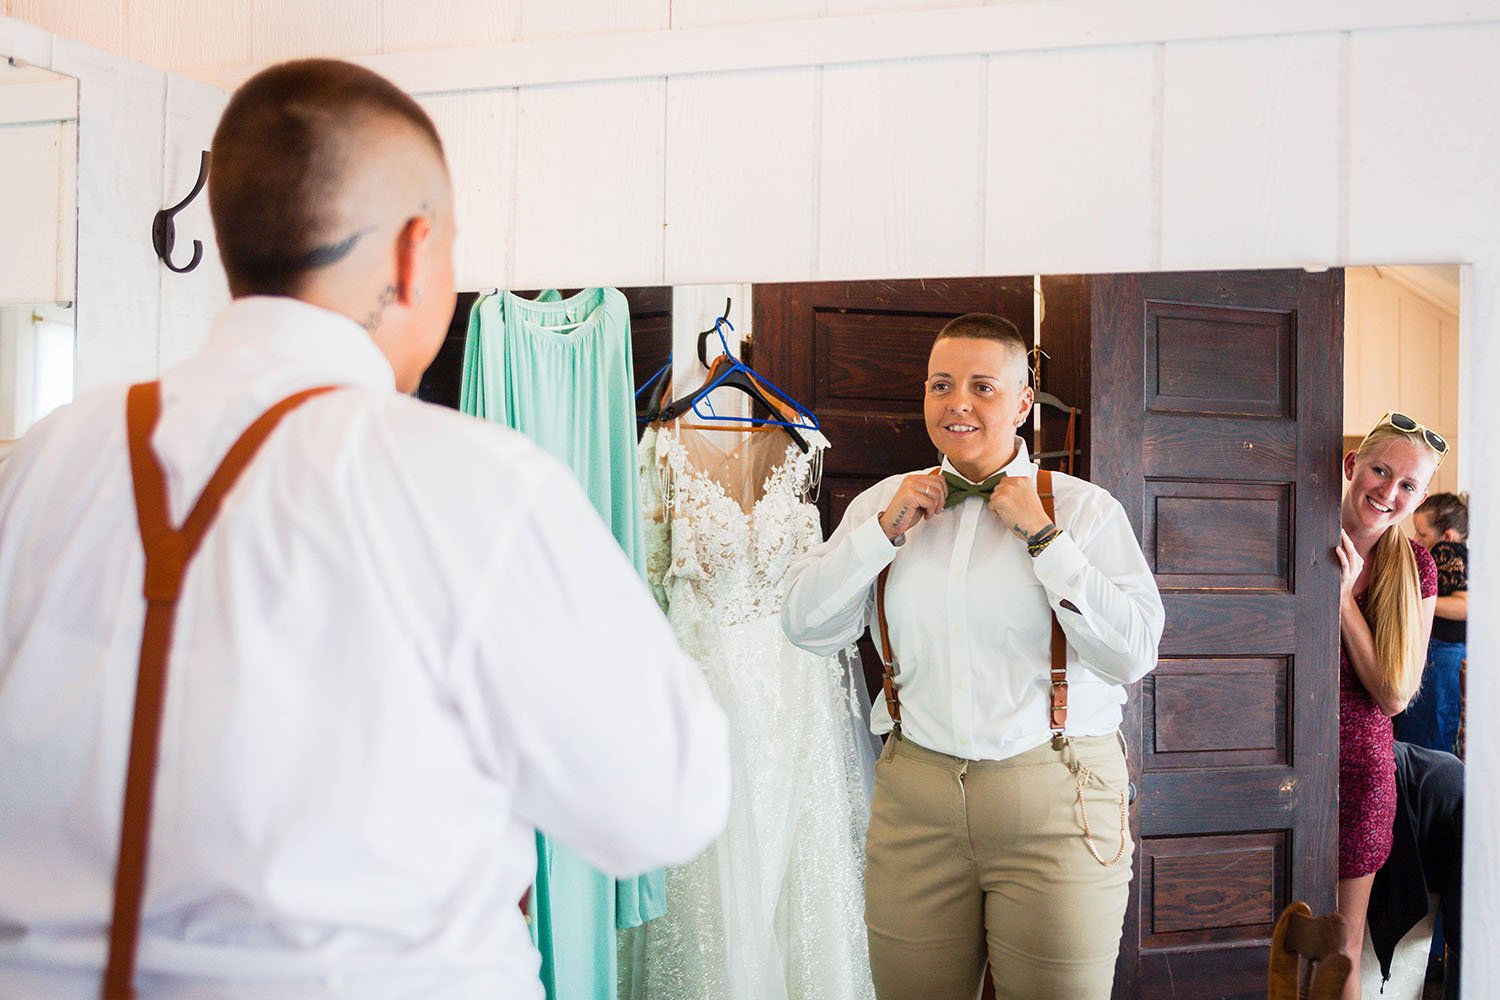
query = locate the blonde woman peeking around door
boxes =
[781,313,1164,1000]
[1335,413,1442,1000]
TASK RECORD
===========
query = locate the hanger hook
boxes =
[152,150,211,274]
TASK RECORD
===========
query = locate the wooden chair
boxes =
[1268,902,1353,1000]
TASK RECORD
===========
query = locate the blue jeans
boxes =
[1395,639,1465,754]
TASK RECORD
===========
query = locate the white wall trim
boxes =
[187,1,1500,95]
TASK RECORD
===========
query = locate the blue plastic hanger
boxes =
[659,316,820,444]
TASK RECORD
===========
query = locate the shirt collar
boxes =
[939,437,1034,485]
[197,296,398,392]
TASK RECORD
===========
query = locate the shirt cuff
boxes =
[852,513,903,566]
[1031,530,1088,593]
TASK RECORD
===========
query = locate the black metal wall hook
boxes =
[152,150,210,274]
[696,297,734,368]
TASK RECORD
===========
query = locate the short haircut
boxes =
[1416,492,1468,540]
[209,58,445,297]
[933,313,1029,382]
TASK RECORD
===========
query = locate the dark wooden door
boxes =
[755,270,1343,1000]
[1043,269,1344,999]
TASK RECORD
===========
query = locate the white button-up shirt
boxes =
[0,297,729,1000]
[782,441,1163,761]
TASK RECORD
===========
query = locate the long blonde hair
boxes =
[1352,424,1437,705]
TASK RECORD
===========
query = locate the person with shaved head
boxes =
[0,59,729,1000]
[783,314,1163,1000]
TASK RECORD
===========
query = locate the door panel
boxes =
[1072,269,1343,999]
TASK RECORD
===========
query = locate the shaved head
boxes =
[933,313,1029,387]
[210,59,448,298]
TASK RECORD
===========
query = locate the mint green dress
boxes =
[460,288,666,1000]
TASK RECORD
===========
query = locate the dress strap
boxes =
[104,381,337,1000]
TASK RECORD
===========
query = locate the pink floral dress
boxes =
[1338,538,1438,879]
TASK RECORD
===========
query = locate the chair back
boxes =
[1268,902,1352,1000]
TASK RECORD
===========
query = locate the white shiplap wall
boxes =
[0,15,228,389]
[3,4,1500,988]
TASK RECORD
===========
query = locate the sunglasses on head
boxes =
[1373,411,1448,456]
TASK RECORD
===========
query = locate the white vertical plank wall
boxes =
[125,0,251,74]
[669,0,818,29]
[7,0,121,63]
[518,0,667,42]
[156,74,229,368]
[511,78,666,288]
[251,0,379,64]
[52,36,164,390]
[1161,34,1342,268]
[420,89,517,291]
[5,5,1500,982]
[1343,28,1500,967]
[983,45,1157,276]
[664,68,819,283]
[0,13,53,69]
[381,0,514,55]
[819,56,985,279]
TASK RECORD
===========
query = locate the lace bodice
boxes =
[653,425,826,628]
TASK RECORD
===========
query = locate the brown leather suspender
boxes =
[1037,469,1069,750]
[874,468,1067,748]
[104,381,336,1000]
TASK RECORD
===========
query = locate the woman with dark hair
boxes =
[1402,491,1469,756]
[1334,412,1444,1000]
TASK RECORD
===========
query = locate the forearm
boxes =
[1028,500,1164,685]
[466,480,732,873]
[1339,594,1406,716]
[1034,533,1164,685]
[1435,591,1467,621]
[783,506,895,654]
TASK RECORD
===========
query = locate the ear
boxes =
[1015,385,1035,427]
[393,214,434,307]
[1343,451,1357,481]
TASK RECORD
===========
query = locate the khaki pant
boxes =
[864,734,1134,1000]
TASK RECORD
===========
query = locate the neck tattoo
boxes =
[362,283,399,332]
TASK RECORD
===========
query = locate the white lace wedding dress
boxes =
[621,424,876,1000]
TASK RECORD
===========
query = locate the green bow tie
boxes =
[943,470,1006,509]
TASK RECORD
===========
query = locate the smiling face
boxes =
[1341,434,1440,541]
[923,336,1034,481]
